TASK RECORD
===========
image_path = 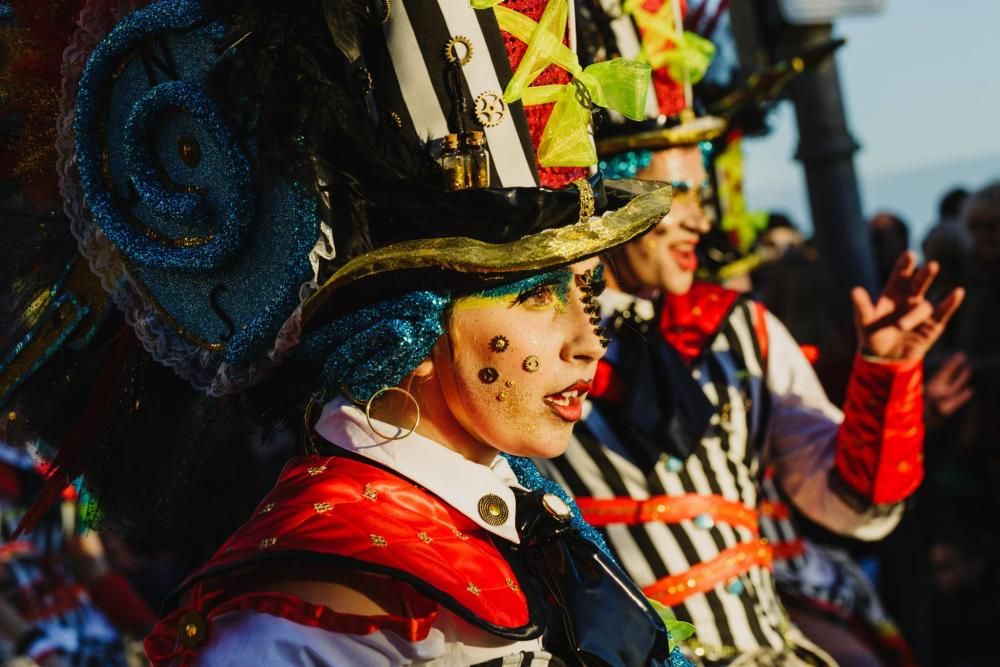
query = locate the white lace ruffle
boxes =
[55,0,329,396]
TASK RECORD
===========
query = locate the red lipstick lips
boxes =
[544,380,592,422]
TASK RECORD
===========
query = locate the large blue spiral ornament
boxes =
[74,0,320,365]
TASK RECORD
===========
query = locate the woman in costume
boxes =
[2,0,692,664]
[540,1,963,664]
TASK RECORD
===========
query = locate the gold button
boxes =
[478,494,509,526]
[177,610,209,649]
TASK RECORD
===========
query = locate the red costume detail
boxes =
[753,301,769,363]
[644,539,772,608]
[799,344,820,365]
[578,493,758,532]
[659,282,741,365]
[663,282,925,507]
[145,456,530,665]
[633,0,689,118]
[591,359,626,403]
[499,0,588,188]
[89,572,157,636]
[834,355,924,505]
[146,589,439,667]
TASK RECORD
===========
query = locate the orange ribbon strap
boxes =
[644,540,773,607]
[577,493,759,533]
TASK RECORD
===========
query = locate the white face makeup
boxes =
[431,258,607,460]
[617,145,711,295]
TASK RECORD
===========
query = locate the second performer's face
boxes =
[617,145,711,295]
[434,258,606,459]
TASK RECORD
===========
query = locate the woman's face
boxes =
[433,258,607,459]
[616,145,711,295]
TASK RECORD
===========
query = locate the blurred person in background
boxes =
[922,188,973,356]
[944,181,1000,520]
[870,212,911,289]
[926,517,999,667]
[757,214,806,262]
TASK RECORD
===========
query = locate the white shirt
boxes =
[193,398,545,667]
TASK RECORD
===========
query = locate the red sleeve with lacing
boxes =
[834,354,924,506]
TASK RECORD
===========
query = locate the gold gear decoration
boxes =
[444,35,474,66]
[474,91,506,128]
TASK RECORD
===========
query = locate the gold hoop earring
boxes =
[365,386,421,441]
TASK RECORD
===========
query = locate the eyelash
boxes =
[513,283,557,307]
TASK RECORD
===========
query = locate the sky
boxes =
[742,0,1000,245]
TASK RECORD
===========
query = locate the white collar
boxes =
[314,398,523,544]
[598,287,655,322]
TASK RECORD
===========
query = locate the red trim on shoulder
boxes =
[145,588,438,667]
[835,355,924,505]
[659,282,742,365]
[147,456,532,664]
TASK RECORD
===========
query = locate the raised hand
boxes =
[850,251,964,361]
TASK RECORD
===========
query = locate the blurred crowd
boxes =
[745,182,1000,667]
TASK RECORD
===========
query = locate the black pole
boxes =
[782,23,877,295]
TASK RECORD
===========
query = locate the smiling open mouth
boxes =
[543,380,592,422]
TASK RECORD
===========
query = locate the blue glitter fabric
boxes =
[671,647,694,667]
[72,0,320,367]
[121,79,253,270]
[502,455,615,561]
[298,291,450,401]
[599,150,654,180]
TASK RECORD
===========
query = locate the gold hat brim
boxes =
[302,183,672,323]
[597,115,727,156]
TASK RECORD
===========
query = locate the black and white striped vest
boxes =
[540,286,795,659]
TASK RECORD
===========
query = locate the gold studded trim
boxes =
[467,582,481,596]
[477,493,510,526]
[314,502,333,513]
[417,531,433,544]
[362,483,378,501]
[306,465,327,476]
[259,502,275,514]
[505,576,520,592]
[370,534,388,547]
[572,178,596,224]
[453,529,470,541]
[258,537,277,550]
